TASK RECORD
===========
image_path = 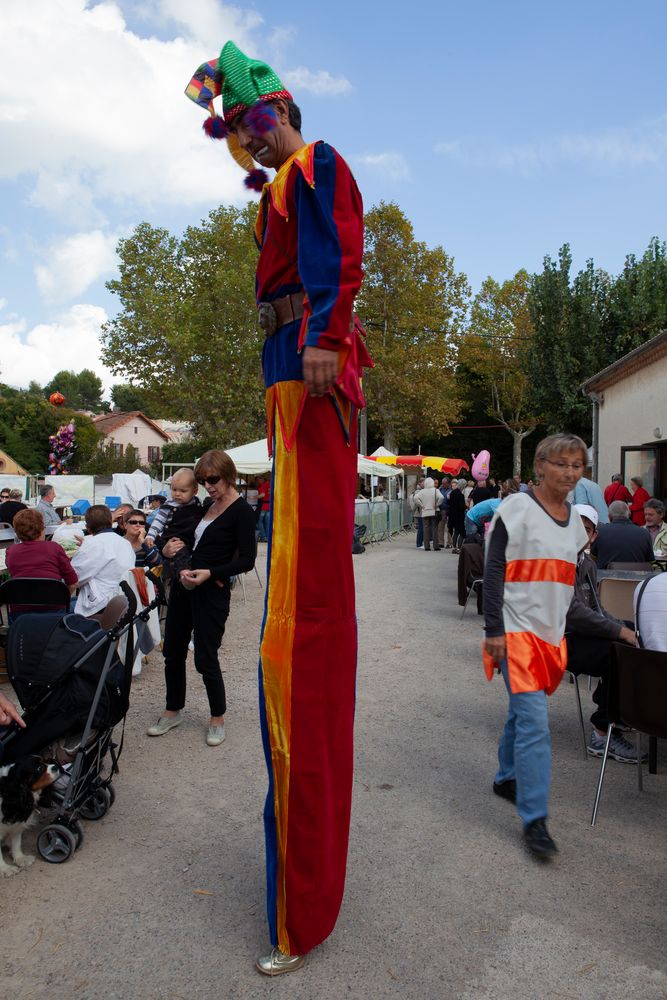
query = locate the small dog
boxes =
[0,756,60,876]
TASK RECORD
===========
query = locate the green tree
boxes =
[607,237,667,356]
[43,369,104,412]
[357,202,470,452]
[102,207,264,447]
[460,270,543,474]
[77,442,142,476]
[111,383,158,417]
[0,384,100,472]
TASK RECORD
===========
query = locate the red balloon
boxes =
[49,392,65,406]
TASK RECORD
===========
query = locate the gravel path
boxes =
[2,533,666,999]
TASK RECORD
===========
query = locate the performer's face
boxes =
[233,100,292,170]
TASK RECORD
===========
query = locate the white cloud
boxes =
[0,1,353,223]
[283,67,352,96]
[35,230,122,303]
[435,115,667,173]
[0,303,114,392]
[352,152,410,181]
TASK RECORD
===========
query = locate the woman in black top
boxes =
[147,450,256,747]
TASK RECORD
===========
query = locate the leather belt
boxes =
[257,292,305,337]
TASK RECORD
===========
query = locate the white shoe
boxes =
[206,723,226,746]
[147,712,183,737]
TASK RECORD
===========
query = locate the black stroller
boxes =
[0,575,162,864]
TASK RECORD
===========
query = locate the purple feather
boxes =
[202,115,229,140]
[245,101,277,136]
[244,169,269,192]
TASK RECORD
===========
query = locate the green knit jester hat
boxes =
[185,41,293,189]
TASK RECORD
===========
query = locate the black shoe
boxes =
[493,779,516,803]
[523,818,558,859]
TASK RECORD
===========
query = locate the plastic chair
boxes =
[71,499,91,516]
[597,578,638,623]
[104,496,122,511]
[590,642,667,825]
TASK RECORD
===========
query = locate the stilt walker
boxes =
[186,41,372,975]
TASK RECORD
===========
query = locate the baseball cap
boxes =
[574,503,599,527]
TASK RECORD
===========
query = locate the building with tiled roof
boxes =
[92,411,171,466]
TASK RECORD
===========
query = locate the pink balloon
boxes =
[471,450,491,482]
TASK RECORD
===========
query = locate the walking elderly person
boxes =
[483,433,588,858]
[413,477,442,551]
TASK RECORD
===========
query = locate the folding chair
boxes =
[239,533,263,605]
[597,578,638,623]
[460,578,483,620]
[565,669,588,757]
[606,562,655,572]
[590,642,667,825]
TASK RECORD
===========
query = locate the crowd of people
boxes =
[1,451,256,747]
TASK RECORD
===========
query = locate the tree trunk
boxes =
[383,428,397,454]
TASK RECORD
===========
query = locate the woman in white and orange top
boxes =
[483,433,588,858]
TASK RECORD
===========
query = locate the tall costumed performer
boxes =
[186,42,372,976]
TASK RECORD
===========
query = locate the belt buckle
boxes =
[258,302,278,337]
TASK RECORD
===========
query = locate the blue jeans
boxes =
[415,518,423,547]
[257,509,270,542]
[495,660,551,826]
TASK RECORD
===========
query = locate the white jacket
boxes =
[71,530,135,616]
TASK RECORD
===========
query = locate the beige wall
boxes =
[104,419,168,465]
[596,353,667,489]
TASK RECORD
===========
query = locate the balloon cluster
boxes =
[48,421,76,475]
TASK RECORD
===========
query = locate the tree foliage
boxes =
[357,202,470,451]
[43,369,105,412]
[0,384,100,473]
[459,270,541,473]
[110,383,158,417]
[77,442,142,476]
[102,207,264,447]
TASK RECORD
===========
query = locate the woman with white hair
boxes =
[483,433,588,858]
[413,477,442,551]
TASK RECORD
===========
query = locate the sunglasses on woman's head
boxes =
[196,475,222,486]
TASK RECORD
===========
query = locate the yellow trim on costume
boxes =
[254,142,317,243]
[260,386,302,952]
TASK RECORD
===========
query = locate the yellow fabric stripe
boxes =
[259,382,301,952]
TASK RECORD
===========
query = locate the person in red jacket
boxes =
[629,476,650,526]
[5,508,78,614]
[603,474,632,508]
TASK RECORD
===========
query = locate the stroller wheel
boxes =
[79,787,111,821]
[106,783,116,807]
[69,820,84,849]
[37,824,76,864]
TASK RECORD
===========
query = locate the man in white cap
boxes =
[565,504,643,762]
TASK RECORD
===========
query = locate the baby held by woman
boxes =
[145,468,201,581]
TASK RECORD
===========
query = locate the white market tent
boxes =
[225,438,401,479]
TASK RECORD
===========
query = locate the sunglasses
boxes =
[126,519,146,526]
[196,475,222,486]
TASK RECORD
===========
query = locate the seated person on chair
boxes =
[6,508,78,596]
[566,504,643,763]
[590,500,654,568]
[70,505,135,617]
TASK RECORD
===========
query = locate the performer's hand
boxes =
[0,691,25,728]
[302,346,339,397]
[484,635,506,663]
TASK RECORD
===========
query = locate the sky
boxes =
[1,0,666,397]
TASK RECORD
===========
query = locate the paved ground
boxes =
[2,532,666,1000]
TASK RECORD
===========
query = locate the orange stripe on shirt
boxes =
[505,558,576,585]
